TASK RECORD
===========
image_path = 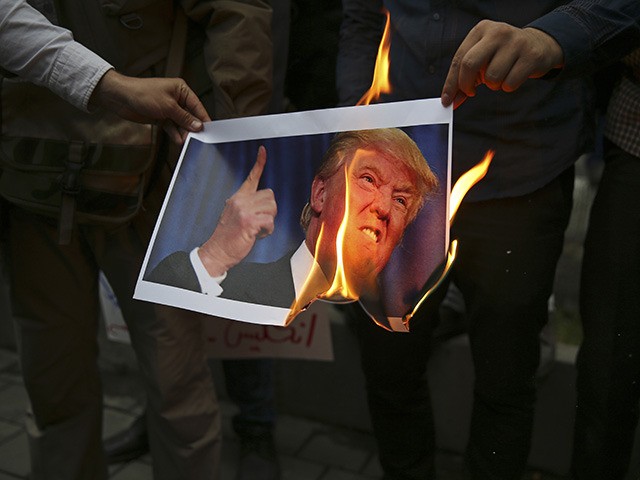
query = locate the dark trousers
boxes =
[351,167,574,480]
[572,142,640,480]
[8,208,221,480]
[220,358,276,437]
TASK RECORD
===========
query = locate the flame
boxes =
[449,150,494,223]
[320,165,358,301]
[285,162,363,325]
[295,6,393,308]
[284,4,495,330]
[309,7,394,304]
[285,166,358,326]
[357,9,392,106]
[401,151,494,329]
[402,240,458,329]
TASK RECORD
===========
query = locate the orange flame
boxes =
[284,5,495,330]
[307,7,393,307]
[401,151,494,330]
[299,6,393,308]
[320,165,358,301]
[357,9,392,106]
[449,150,494,223]
[285,167,358,325]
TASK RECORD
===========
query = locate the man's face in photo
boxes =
[312,147,421,294]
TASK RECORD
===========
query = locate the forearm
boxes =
[529,0,640,77]
[180,0,273,119]
[0,0,112,111]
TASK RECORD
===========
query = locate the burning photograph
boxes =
[134,100,453,330]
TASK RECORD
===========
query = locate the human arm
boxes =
[179,0,273,119]
[441,0,640,108]
[147,147,276,293]
[88,70,210,143]
[0,0,111,111]
[0,0,209,142]
[440,21,563,108]
[197,146,277,277]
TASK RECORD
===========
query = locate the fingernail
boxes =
[441,93,451,106]
[190,120,203,130]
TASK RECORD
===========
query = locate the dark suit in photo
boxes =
[147,249,297,308]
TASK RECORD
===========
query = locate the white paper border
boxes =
[134,99,453,326]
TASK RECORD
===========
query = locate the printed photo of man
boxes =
[147,128,438,310]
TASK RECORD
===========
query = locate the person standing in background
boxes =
[102,4,290,479]
[0,1,272,479]
[436,2,640,477]
[572,47,640,480]
[336,1,636,478]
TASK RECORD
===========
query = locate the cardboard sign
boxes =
[101,272,333,360]
[202,301,333,360]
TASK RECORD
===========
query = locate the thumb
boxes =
[169,83,210,132]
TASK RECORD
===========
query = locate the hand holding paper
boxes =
[198,146,277,277]
[135,99,454,330]
[441,20,563,108]
[90,70,211,143]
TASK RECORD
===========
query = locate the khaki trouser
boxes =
[8,207,220,480]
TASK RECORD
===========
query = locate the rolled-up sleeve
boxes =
[0,0,112,111]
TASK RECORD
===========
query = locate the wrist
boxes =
[197,240,236,277]
[525,27,564,70]
[88,69,123,111]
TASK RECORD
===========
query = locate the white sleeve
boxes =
[189,248,227,296]
[0,0,112,111]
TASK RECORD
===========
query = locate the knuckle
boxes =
[450,56,462,69]
[226,195,243,211]
[268,219,276,232]
[174,80,190,102]
[476,19,492,30]
[178,110,192,125]
[531,48,546,64]
[484,71,497,82]
[461,56,479,72]
[238,211,254,229]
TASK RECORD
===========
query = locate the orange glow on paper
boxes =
[319,165,358,302]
